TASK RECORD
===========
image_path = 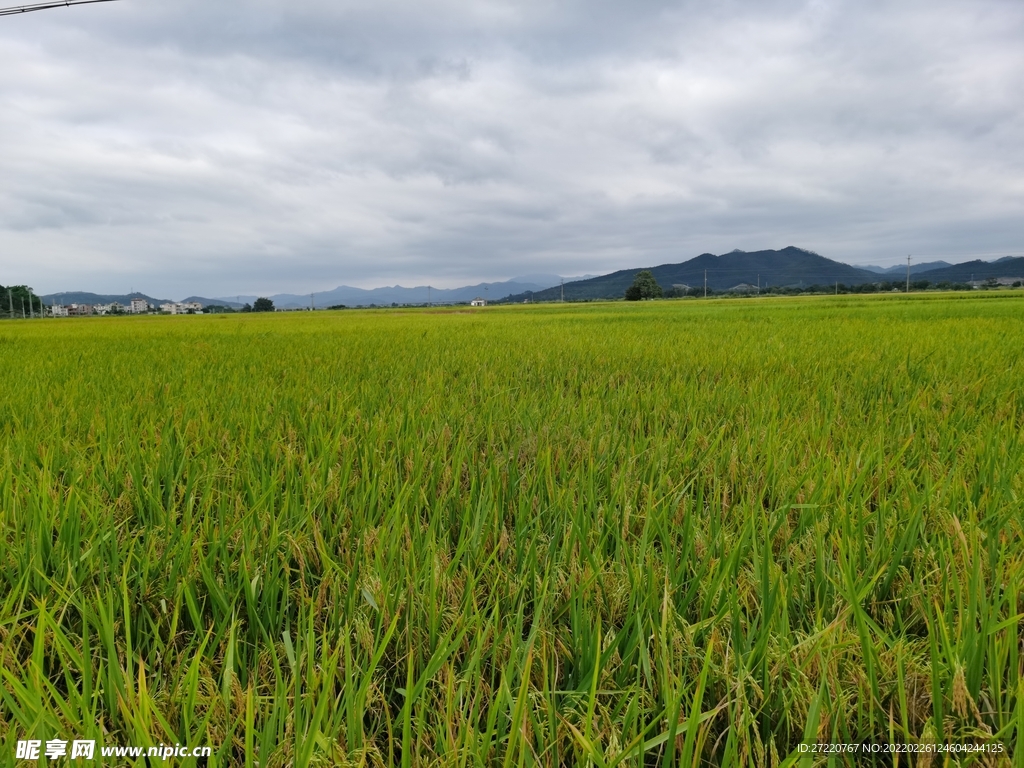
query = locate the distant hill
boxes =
[860,260,952,275]
[41,255,1022,311]
[219,276,568,308]
[181,296,244,308]
[501,247,881,302]
[40,291,172,306]
[39,277,574,311]
[915,257,1024,283]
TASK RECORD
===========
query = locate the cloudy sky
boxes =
[1,0,1022,298]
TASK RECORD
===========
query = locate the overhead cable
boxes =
[0,0,119,17]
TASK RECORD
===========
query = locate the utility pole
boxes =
[427,286,431,306]
[21,296,26,319]
[8,288,12,319]
[757,274,760,295]
[704,270,707,298]
[835,281,838,296]
[906,255,911,293]
[561,279,564,302]
[310,293,314,311]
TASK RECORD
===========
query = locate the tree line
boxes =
[624,272,997,300]
[0,285,43,318]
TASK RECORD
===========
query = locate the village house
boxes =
[159,302,202,314]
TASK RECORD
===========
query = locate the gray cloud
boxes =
[1,0,1022,297]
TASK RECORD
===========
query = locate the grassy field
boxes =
[1,293,1022,766]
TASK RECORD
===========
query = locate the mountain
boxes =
[39,291,172,306]
[40,278,571,310]
[914,258,1024,283]
[218,276,566,308]
[181,296,244,308]
[500,247,882,302]
[509,273,597,285]
[859,261,952,275]
[42,255,1020,311]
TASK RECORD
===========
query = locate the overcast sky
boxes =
[1,0,1022,298]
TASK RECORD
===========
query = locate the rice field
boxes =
[1,292,1022,766]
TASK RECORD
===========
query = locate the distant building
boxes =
[470,297,486,307]
[160,301,203,314]
[67,303,93,316]
[129,298,150,314]
[50,304,68,318]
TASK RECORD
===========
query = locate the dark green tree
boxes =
[0,284,44,319]
[624,270,663,301]
[252,297,275,313]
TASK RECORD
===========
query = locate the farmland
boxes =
[1,293,1022,766]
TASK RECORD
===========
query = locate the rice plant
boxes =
[0,292,1021,766]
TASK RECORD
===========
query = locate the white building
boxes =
[159,301,203,314]
[129,298,150,314]
[470,297,486,307]
[50,304,69,318]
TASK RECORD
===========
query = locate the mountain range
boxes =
[39,277,582,310]
[895,257,1024,284]
[213,275,587,309]
[503,247,880,301]
[37,251,1023,308]
[37,291,175,307]
[501,248,1024,302]
[860,260,952,275]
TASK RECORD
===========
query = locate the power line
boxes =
[0,0,119,16]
